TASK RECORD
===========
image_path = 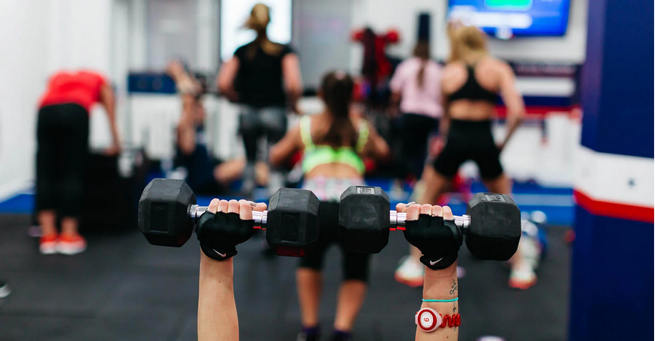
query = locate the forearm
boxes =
[177,125,196,154]
[439,115,450,138]
[198,252,239,341]
[104,98,120,145]
[268,147,286,167]
[502,113,523,146]
[374,137,391,160]
[390,92,401,107]
[416,263,459,341]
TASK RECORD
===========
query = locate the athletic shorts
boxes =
[298,177,370,282]
[432,119,503,180]
[298,202,370,283]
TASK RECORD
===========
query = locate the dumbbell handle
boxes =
[391,211,470,230]
[189,205,268,225]
[190,205,468,230]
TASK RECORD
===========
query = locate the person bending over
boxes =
[168,61,268,195]
[36,70,121,255]
[217,3,303,197]
[196,200,460,341]
[395,22,529,289]
[268,71,389,341]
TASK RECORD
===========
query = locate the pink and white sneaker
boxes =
[39,234,59,255]
[57,234,87,255]
[508,262,537,290]
[395,256,425,287]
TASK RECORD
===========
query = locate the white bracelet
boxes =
[415,308,442,333]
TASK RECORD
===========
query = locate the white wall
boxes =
[0,0,48,198]
[0,0,115,199]
[351,0,588,64]
[46,0,114,74]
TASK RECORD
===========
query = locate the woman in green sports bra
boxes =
[270,71,389,341]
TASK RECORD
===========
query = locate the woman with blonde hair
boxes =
[395,23,533,290]
[217,3,303,198]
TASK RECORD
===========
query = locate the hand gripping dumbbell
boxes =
[138,178,320,256]
[338,186,521,260]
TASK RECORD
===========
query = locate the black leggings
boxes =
[400,113,439,179]
[35,104,89,218]
[299,203,370,283]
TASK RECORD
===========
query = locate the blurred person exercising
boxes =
[168,61,268,195]
[395,23,529,289]
[217,3,303,197]
[196,200,461,341]
[269,72,389,341]
[388,39,444,201]
[36,70,120,255]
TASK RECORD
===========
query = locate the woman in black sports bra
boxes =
[395,23,533,290]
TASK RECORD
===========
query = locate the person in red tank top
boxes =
[35,70,121,255]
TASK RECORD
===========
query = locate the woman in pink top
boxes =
[389,41,443,183]
[389,41,445,287]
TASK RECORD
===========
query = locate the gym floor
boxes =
[0,213,570,341]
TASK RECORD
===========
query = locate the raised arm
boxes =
[176,100,198,155]
[397,203,460,341]
[197,199,267,341]
[497,61,525,151]
[198,252,238,341]
[166,61,201,155]
[269,125,303,167]
[217,57,240,102]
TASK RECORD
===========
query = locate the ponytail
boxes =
[245,3,282,59]
[320,71,357,148]
[413,40,430,89]
[417,61,426,89]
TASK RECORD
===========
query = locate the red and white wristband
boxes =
[415,308,461,332]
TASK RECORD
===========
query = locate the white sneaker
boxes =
[389,181,407,202]
[509,261,537,290]
[39,234,59,255]
[56,234,87,255]
[409,180,426,203]
[0,281,11,298]
[395,256,424,287]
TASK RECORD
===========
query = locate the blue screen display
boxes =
[448,0,571,37]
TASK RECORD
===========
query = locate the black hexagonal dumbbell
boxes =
[138,178,320,257]
[338,186,521,260]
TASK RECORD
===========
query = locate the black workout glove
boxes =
[195,212,255,261]
[403,214,463,270]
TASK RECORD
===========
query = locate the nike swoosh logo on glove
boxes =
[213,249,227,258]
[429,258,444,266]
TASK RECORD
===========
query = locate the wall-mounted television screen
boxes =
[448,0,571,38]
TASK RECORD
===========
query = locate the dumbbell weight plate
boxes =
[465,193,521,261]
[138,179,196,247]
[339,186,390,254]
[266,188,321,256]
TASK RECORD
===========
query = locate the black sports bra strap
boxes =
[447,62,498,104]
